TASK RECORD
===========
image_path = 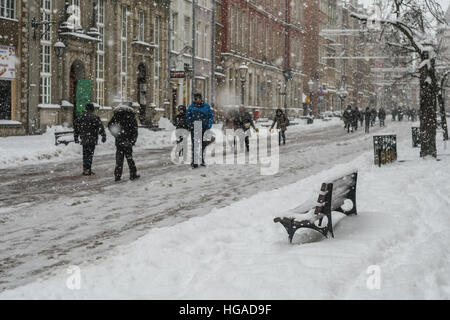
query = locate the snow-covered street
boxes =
[2,119,449,299]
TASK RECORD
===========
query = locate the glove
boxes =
[102,136,106,143]
[74,137,79,144]
[255,128,259,133]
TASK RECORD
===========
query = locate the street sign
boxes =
[170,70,185,79]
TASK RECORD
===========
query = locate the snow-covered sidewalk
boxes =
[1,125,449,299]
[0,118,340,169]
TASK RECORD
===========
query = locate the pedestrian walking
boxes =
[186,93,214,168]
[270,108,290,145]
[358,108,364,127]
[73,102,107,176]
[392,107,397,121]
[370,107,377,126]
[378,107,386,127]
[365,107,371,134]
[343,105,354,133]
[236,105,259,152]
[108,102,140,182]
[352,106,360,131]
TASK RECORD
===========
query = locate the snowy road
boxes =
[0,120,404,292]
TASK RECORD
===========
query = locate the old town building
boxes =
[0,0,383,137]
[215,0,305,119]
[0,0,170,137]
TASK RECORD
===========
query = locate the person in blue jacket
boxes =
[186,93,214,168]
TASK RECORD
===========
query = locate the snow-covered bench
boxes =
[55,130,75,146]
[274,172,358,243]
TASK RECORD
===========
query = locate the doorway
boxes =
[0,80,12,120]
[69,60,87,119]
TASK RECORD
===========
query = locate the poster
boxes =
[0,46,16,80]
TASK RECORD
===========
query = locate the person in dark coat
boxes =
[270,108,290,145]
[174,105,188,156]
[392,107,397,121]
[378,107,386,127]
[365,107,371,133]
[370,107,377,126]
[397,107,404,121]
[73,102,106,176]
[236,105,259,152]
[186,93,214,168]
[343,105,354,133]
[108,103,139,181]
[352,106,361,131]
[358,108,364,127]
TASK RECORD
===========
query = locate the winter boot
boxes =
[130,170,140,180]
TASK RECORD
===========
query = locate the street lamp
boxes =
[53,41,66,58]
[239,64,248,106]
[338,86,348,114]
[308,79,314,115]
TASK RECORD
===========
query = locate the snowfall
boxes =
[0,116,449,299]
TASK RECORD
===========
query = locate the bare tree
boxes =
[352,0,447,157]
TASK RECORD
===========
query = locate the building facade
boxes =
[215,0,305,119]
[0,0,170,137]
[169,0,213,121]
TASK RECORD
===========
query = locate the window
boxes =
[138,10,145,42]
[204,25,209,59]
[155,15,160,46]
[184,16,191,48]
[196,22,201,57]
[154,16,161,106]
[121,5,127,100]
[40,0,51,104]
[97,0,105,106]
[171,12,178,51]
[0,0,15,19]
[69,0,81,29]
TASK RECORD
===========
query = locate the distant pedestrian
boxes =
[392,107,397,121]
[270,108,290,145]
[73,102,107,176]
[365,107,371,134]
[398,107,404,121]
[358,108,364,127]
[108,102,140,181]
[343,105,354,133]
[186,93,214,168]
[370,107,377,126]
[378,107,386,127]
[352,106,360,131]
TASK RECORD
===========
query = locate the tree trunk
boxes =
[437,92,449,141]
[419,65,437,158]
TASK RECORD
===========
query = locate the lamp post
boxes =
[53,41,66,57]
[308,79,314,116]
[239,64,248,106]
[338,86,348,114]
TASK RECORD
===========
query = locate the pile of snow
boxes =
[158,117,175,131]
[0,125,173,169]
[1,130,449,299]
[0,118,341,169]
